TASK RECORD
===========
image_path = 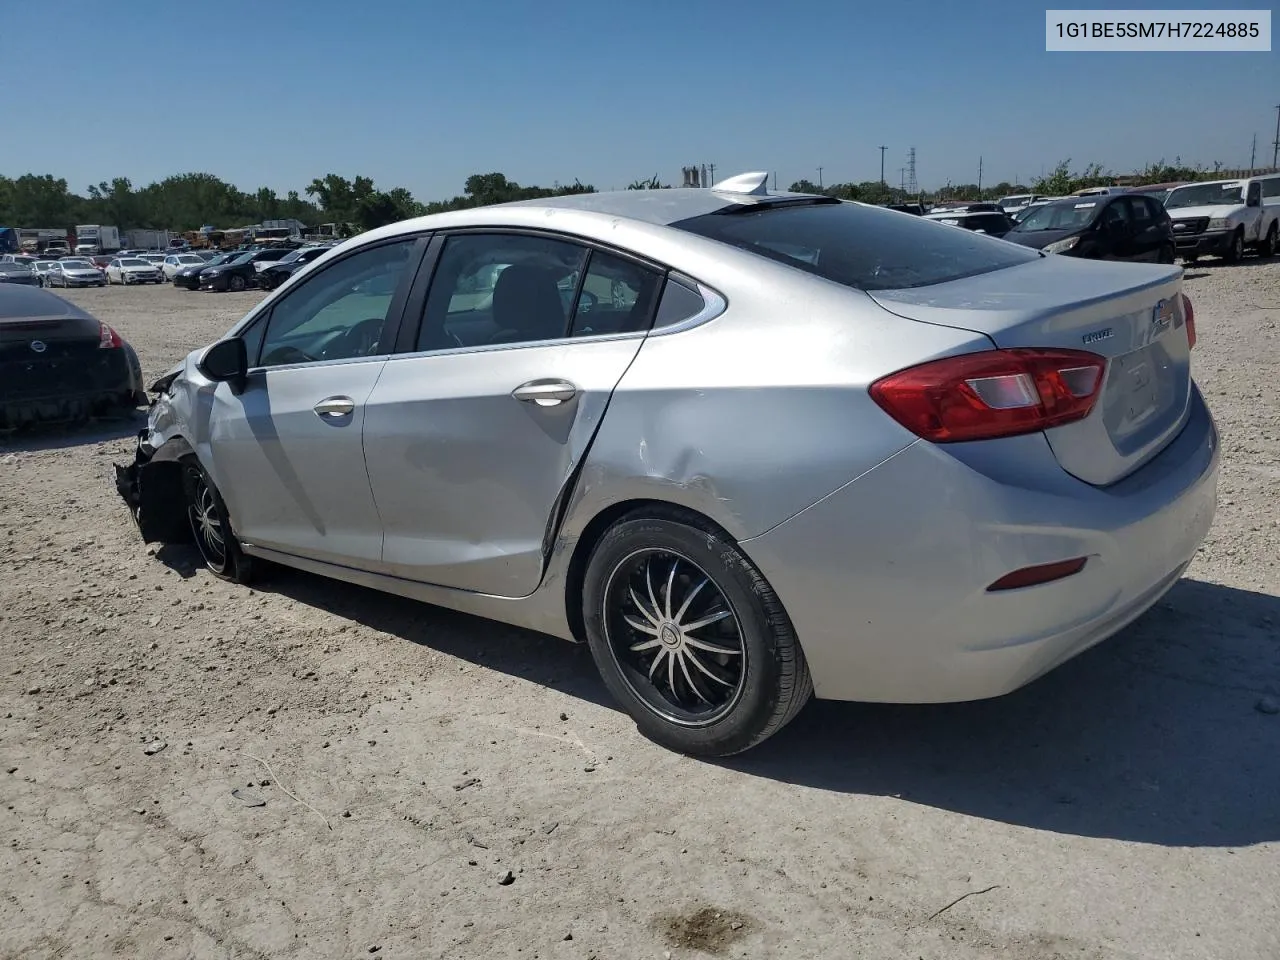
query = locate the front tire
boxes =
[1258,223,1277,259]
[1157,244,1175,264]
[582,514,812,757]
[183,457,253,584]
[228,274,246,292]
[1225,228,1244,263]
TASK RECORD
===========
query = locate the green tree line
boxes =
[0,158,1237,237]
[0,171,598,235]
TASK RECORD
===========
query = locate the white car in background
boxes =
[137,253,169,272]
[32,260,59,286]
[106,257,165,285]
[163,253,207,279]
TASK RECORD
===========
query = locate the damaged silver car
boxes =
[116,173,1217,756]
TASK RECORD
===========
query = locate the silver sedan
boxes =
[115,173,1218,757]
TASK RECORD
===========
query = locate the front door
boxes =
[363,231,663,598]
[207,237,421,567]
[1245,182,1264,241]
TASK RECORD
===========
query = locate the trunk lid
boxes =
[868,256,1192,486]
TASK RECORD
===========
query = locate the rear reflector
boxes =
[869,348,1107,443]
[987,557,1088,592]
[1182,293,1196,349]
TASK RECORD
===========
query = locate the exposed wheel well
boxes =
[562,498,739,644]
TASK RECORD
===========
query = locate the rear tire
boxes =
[582,513,812,757]
[182,457,253,584]
[229,275,246,292]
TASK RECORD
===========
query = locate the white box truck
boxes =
[125,228,171,250]
[74,225,122,255]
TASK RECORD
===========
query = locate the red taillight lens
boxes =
[987,557,1088,591]
[98,321,122,349]
[869,348,1107,443]
[1181,293,1196,349]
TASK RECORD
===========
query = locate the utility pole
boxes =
[1251,133,1257,171]
[899,167,906,192]
[878,145,887,184]
[1273,105,1280,168]
[817,166,823,189]
[977,156,983,196]
[772,172,777,191]
[708,163,716,186]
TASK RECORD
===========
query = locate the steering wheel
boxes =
[326,317,383,359]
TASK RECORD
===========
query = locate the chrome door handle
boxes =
[313,396,355,418]
[512,380,578,405]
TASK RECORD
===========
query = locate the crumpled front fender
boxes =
[114,432,194,544]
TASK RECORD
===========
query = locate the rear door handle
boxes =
[512,379,577,406]
[314,396,355,418]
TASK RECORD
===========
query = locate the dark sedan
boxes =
[1004,194,1175,263]
[923,210,1017,237]
[0,285,145,428]
[200,248,292,291]
[172,252,238,290]
[256,244,335,290]
[0,262,41,286]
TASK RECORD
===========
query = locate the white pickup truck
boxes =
[1164,174,1280,262]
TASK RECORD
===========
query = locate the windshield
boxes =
[35,261,56,269]
[229,253,255,264]
[1166,182,1245,209]
[673,201,1038,291]
[178,255,202,264]
[120,258,147,266]
[998,195,1031,207]
[1012,200,1099,232]
[62,259,92,268]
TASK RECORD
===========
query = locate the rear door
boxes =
[362,231,662,598]
[868,255,1192,485]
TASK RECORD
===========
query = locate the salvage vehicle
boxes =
[922,209,1017,237]
[1005,194,1176,262]
[162,253,207,279]
[256,244,336,291]
[1164,175,1280,262]
[106,257,165,285]
[199,248,291,291]
[115,173,1217,757]
[171,251,238,289]
[1,285,145,428]
[0,262,40,286]
[45,259,108,288]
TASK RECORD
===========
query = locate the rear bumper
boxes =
[742,386,1219,703]
[1174,230,1231,256]
[1,347,144,428]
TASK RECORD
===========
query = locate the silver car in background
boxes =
[115,172,1217,757]
[47,259,108,288]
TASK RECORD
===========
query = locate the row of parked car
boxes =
[0,242,339,292]
[889,172,1280,265]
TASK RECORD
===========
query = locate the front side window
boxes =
[256,239,415,368]
[674,201,1038,291]
[1247,182,1262,206]
[1262,177,1280,199]
[416,233,588,351]
[1126,198,1151,225]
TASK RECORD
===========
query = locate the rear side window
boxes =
[673,202,1038,291]
[653,278,707,329]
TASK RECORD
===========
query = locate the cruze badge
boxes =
[1081,328,1113,345]
[1152,298,1175,333]
[29,340,47,353]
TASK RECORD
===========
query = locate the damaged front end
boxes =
[114,368,194,545]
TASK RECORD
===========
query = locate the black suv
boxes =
[257,244,335,291]
[1004,194,1175,262]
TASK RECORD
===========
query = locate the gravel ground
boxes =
[1,266,1277,960]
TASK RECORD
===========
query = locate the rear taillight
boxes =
[869,348,1107,443]
[98,321,122,349]
[1181,293,1196,349]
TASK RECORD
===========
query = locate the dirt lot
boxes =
[2,266,1278,960]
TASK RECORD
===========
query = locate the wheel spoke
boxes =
[684,635,741,656]
[623,615,659,637]
[647,648,668,681]
[673,577,708,623]
[685,647,734,687]
[681,609,732,632]
[644,561,662,626]
[663,559,677,620]
[628,586,660,627]
[666,646,677,698]
[676,650,712,704]
[629,638,661,652]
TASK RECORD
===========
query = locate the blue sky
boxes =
[1,0,1274,200]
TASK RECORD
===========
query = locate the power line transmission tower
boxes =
[906,147,918,194]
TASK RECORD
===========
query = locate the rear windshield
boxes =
[672,201,1038,291]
